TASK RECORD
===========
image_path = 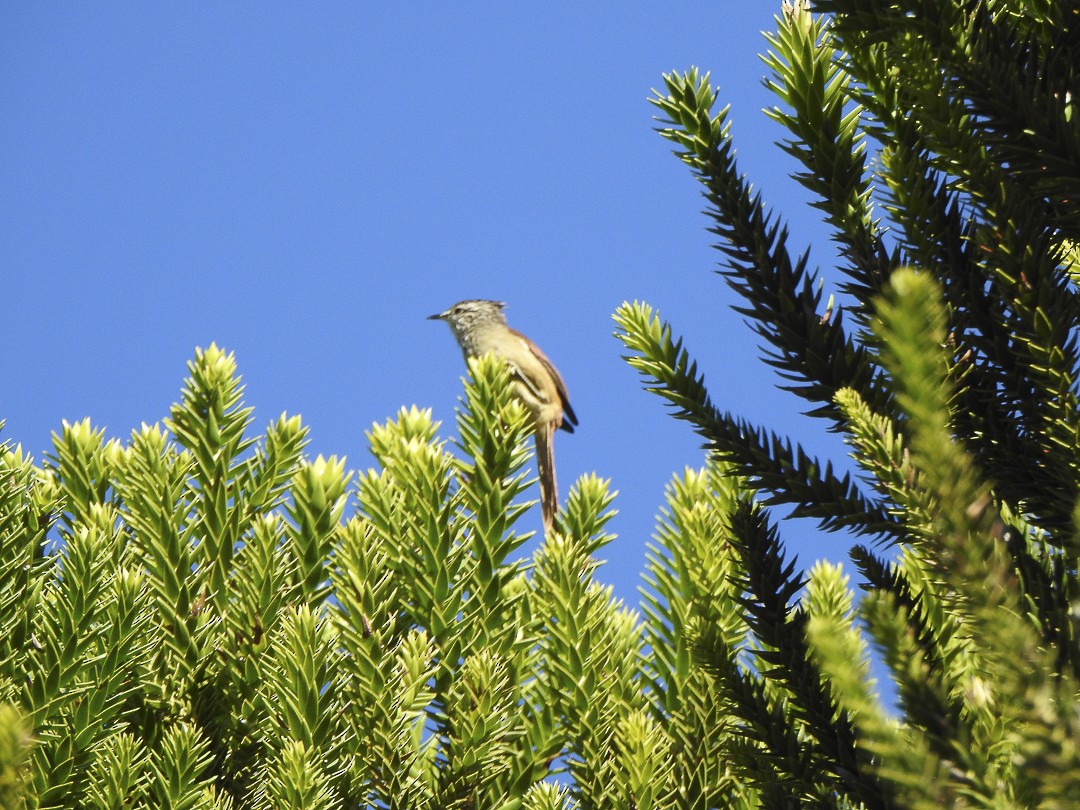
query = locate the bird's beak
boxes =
[427,311,446,321]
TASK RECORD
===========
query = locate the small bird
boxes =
[428,299,578,534]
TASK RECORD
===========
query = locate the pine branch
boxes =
[640,466,755,806]
[822,0,1080,238]
[0,444,55,695]
[763,2,900,318]
[848,546,971,758]
[689,615,822,808]
[650,68,891,425]
[802,561,906,808]
[819,0,1080,536]
[615,300,903,540]
[730,502,888,810]
[875,268,1080,804]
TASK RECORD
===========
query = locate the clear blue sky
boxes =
[2,4,857,616]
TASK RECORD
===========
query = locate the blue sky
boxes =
[2,4,857,622]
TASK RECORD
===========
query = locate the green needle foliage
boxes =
[612,0,1079,806]
[0,349,665,809]
[4,1,1080,807]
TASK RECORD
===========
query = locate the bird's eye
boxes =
[453,305,464,315]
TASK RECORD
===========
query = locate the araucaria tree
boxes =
[2,1,1079,807]
[619,0,1080,805]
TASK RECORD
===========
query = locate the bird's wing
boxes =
[509,327,578,430]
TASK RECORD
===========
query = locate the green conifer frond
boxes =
[284,455,348,602]
[83,732,146,810]
[650,68,890,426]
[816,0,1080,537]
[763,2,899,314]
[433,650,519,805]
[637,465,762,807]
[0,444,56,701]
[529,487,649,808]
[5,346,643,806]
[634,3,1080,804]
[0,704,30,810]
[822,0,1080,239]
[874,270,987,537]
[641,465,748,715]
[521,781,576,810]
[731,502,887,809]
[615,300,902,540]
[869,268,1080,805]
[260,606,341,754]
[257,739,335,810]
[146,723,215,809]
[46,419,118,537]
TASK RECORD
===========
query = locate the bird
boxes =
[428,299,578,535]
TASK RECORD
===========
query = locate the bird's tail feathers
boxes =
[536,421,558,536]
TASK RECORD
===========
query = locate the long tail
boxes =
[536,420,558,536]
